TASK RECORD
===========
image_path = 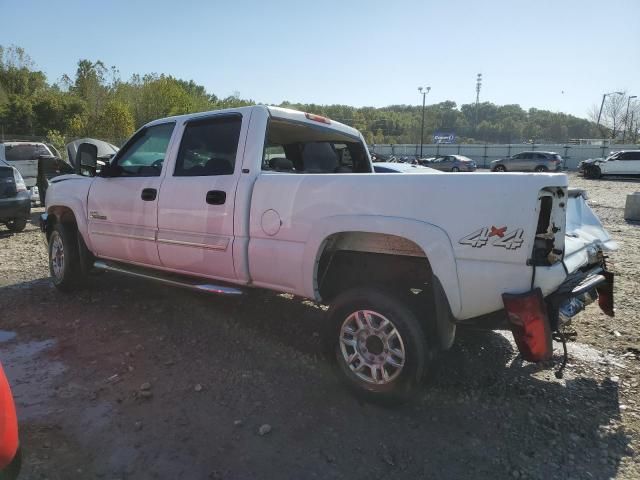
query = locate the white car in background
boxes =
[580,150,640,179]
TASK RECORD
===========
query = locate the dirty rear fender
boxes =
[302,215,462,317]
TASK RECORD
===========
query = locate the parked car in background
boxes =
[373,162,440,173]
[579,150,640,179]
[491,151,563,172]
[0,158,31,232]
[0,361,21,479]
[420,155,477,172]
[66,138,119,171]
[0,141,60,204]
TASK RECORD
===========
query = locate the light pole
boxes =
[596,91,623,137]
[475,73,482,133]
[417,86,431,158]
[623,95,637,143]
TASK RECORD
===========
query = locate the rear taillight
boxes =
[597,271,615,317]
[503,288,552,362]
[12,168,26,192]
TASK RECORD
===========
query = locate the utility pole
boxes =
[623,95,637,144]
[475,73,482,134]
[417,86,430,158]
[596,91,623,137]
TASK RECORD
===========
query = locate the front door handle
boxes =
[141,188,157,201]
[206,190,226,205]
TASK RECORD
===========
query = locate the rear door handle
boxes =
[206,190,226,205]
[141,188,157,201]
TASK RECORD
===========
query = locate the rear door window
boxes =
[175,115,242,176]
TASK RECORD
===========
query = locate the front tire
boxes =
[585,165,602,179]
[6,218,27,232]
[327,287,429,405]
[494,165,506,172]
[49,223,84,292]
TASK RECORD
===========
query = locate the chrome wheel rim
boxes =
[339,310,406,385]
[51,234,64,279]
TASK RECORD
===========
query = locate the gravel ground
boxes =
[0,172,639,480]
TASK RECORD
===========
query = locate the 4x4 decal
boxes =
[459,226,524,250]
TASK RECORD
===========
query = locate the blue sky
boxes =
[2,0,639,119]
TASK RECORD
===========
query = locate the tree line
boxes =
[1,45,635,155]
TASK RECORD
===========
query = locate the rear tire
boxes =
[451,167,460,172]
[534,166,548,172]
[49,222,84,292]
[494,165,506,172]
[6,218,27,232]
[327,287,430,405]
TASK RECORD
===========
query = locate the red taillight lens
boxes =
[597,271,615,317]
[503,288,552,362]
[0,364,19,470]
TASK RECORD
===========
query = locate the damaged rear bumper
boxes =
[503,261,614,363]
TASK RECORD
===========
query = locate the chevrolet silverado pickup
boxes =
[40,106,616,403]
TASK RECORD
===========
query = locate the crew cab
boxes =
[40,106,616,403]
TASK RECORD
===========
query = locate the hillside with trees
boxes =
[0,45,630,154]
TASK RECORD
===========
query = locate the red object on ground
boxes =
[0,362,19,470]
[503,288,553,362]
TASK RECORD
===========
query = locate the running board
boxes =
[93,260,244,295]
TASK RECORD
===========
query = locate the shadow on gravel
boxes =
[583,176,640,184]
[1,273,631,479]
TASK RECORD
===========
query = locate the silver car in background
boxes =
[420,155,477,172]
[490,151,563,172]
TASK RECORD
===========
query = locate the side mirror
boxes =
[75,143,98,177]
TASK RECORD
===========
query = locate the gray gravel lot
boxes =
[0,173,639,479]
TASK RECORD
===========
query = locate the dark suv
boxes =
[0,158,31,232]
[490,151,563,172]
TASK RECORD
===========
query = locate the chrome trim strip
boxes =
[156,238,228,251]
[156,230,229,251]
[91,230,156,242]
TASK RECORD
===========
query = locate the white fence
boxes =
[369,144,639,170]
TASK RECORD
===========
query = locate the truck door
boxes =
[87,122,176,266]
[156,113,246,282]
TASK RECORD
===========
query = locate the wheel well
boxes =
[46,206,77,240]
[316,232,432,303]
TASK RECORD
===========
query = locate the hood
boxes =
[49,173,87,184]
[580,157,603,165]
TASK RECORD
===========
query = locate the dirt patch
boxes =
[0,174,639,479]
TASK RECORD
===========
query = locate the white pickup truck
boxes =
[40,106,616,403]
